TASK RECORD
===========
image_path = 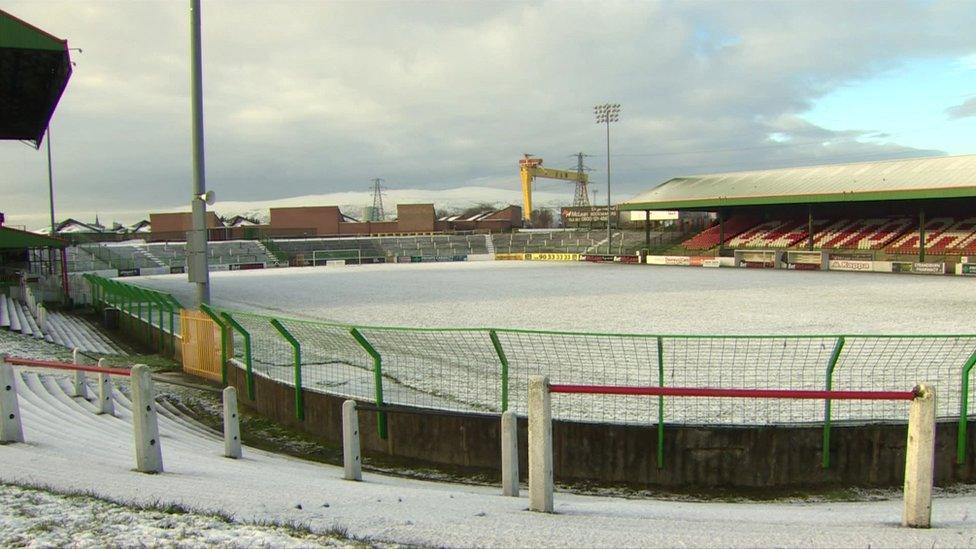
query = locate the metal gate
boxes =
[180,309,225,382]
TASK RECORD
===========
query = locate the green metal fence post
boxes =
[131,287,152,348]
[155,294,165,352]
[270,318,304,421]
[222,312,255,400]
[956,348,976,464]
[488,330,509,412]
[199,303,229,385]
[822,336,846,469]
[165,294,183,354]
[350,327,387,439]
[656,336,665,469]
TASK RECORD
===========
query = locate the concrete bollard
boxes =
[37,305,47,331]
[96,359,114,416]
[501,410,519,496]
[903,384,936,528]
[72,349,88,400]
[0,363,24,443]
[130,365,163,473]
[528,375,553,513]
[223,386,242,459]
[342,400,362,481]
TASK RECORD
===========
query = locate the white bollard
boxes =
[130,365,163,473]
[37,305,47,331]
[501,410,519,496]
[0,363,25,443]
[342,400,362,481]
[96,358,114,416]
[903,384,936,528]
[223,386,242,459]
[72,349,88,400]
[528,375,553,513]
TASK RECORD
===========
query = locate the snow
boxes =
[0,484,349,547]
[0,360,975,547]
[127,263,976,426]
[131,261,975,335]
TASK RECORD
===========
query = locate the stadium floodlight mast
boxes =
[594,103,620,254]
[188,0,211,306]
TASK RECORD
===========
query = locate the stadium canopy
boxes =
[0,9,72,148]
[620,154,976,211]
[0,226,66,250]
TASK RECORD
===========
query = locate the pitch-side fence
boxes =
[197,306,976,467]
[84,274,182,354]
[527,377,937,528]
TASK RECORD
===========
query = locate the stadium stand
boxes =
[681,215,757,250]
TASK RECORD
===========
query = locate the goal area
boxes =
[311,249,362,265]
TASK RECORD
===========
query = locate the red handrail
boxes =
[548,384,917,400]
[3,356,132,377]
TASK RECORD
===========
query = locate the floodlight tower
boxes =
[188,0,211,306]
[594,103,620,254]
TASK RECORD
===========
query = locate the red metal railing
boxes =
[3,356,131,377]
[548,384,918,400]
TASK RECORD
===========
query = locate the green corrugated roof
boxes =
[620,154,976,211]
[0,226,66,249]
[0,10,65,51]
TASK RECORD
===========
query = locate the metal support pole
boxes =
[46,127,56,236]
[606,119,611,255]
[807,206,814,250]
[918,208,926,263]
[644,210,651,249]
[189,0,211,307]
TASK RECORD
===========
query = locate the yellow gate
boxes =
[180,309,227,382]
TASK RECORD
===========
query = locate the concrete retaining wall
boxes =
[227,364,976,489]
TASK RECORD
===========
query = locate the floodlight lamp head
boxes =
[196,190,216,205]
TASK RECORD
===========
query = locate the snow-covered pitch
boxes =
[131,262,976,426]
[134,261,973,335]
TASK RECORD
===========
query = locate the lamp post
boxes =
[594,103,620,255]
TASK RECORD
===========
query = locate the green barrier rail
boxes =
[221,312,255,400]
[82,274,180,353]
[270,318,305,421]
[349,327,387,439]
[821,337,846,469]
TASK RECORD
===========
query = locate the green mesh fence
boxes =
[83,274,181,353]
[215,307,976,429]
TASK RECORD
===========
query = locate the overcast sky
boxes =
[2,0,976,228]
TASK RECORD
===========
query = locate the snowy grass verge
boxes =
[0,482,379,548]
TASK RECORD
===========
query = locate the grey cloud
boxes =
[946,97,976,119]
[2,0,975,227]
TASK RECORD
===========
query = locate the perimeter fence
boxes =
[208,307,976,465]
[84,274,181,354]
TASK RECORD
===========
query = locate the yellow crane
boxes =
[519,154,588,224]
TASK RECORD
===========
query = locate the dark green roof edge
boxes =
[0,9,67,51]
[619,186,976,211]
[0,227,66,249]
